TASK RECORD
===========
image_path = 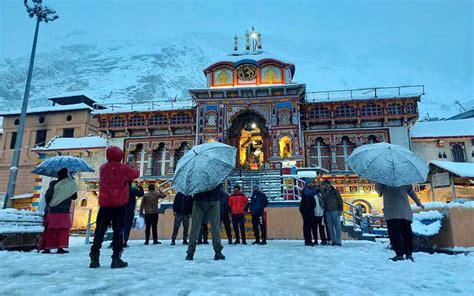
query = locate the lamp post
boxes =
[3,0,58,209]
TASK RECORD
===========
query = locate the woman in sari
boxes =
[38,168,78,254]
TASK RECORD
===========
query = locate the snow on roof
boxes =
[93,99,194,115]
[33,136,107,151]
[411,118,474,138]
[10,193,33,200]
[429,160,474,178]
[209,50,293,66]
[0,103,93,116]
[0,116,3,134]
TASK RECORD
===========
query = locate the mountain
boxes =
[0,31,471,119]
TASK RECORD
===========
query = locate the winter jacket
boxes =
[173,192,193,215]
[228,191,249,215]
[219,191,230,215]
[128,184,144,210]
[322,186,343,212]
[140,190,166,215]
[314,192,325,217]
[193,185,222,202]
[299,186,316,215]
[375,183,422,221]
[45,180,77,214]
[99,146,140,207]
[248,191,269,216]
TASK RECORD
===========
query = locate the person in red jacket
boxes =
[89,146,140,269]
[228,185,249,244]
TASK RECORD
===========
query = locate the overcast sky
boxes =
[0,0,472,107]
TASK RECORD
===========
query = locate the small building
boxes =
[0,95,99,202]
[32,135,107,229]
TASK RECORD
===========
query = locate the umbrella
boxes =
[172,142,237,196]
[347,142,428,187]
[32,156,95,177]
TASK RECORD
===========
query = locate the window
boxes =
[66,115,72,122]
[406,103,416,114]
[387,103,402,115]
[308,106,330,118]
[63,128,74,138]
[99,118,107,128]
[367,135,378,144]
[361,104,383,116]
[10,132,17,149]
[39,116,45,124]
[451,143,466,162]
[309,138,331,170]
[206,113,217,126]
[336,136,355,171]
[278,110,291,125]
[35,130,47,147]
[110,116,125,127]
[334,105,356,117]
[14,119,19,126]
[80,199,87,207]
[149,114,168,126]
[171,113,191,125]
[128,115,145,127]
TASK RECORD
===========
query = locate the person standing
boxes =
[248,186,269,245]
[38,168,77,254]
[123,182,144,248]
[313,188,328,245]
[299,180,317,246]
[228,185,248,245]
[186,184,225,261]
[219,186,233,244]
[171,191,192,245]
[140,184,166,245]
[90,146,139,269]
[375,183,424,261]
[322,180,343,246]
[197,215,209,245]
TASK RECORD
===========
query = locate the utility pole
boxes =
[3,0,58,209]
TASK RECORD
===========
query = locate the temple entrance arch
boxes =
[227,110,270,170]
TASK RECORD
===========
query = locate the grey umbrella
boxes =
[347,142,428,187]
[32,155,94,177]
[172,142,237,196]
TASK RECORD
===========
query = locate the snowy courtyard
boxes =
[0,238,472,295]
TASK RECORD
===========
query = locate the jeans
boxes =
[144,213,158,243]
[187,201,223,256]
[90,206,126,259]
[325,211,342,244]
[231,214,246,242]
[314,216,327,242]
[251,213,266,241]
[387,219,413,256]
[171,214,190,241]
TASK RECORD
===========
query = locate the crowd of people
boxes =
[37,145,424,267]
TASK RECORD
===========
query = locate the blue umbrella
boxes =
[32,156,95,177]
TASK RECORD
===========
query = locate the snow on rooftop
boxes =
[34,136,107,151]
[430,160,474,178]
[93,99,194,115]
[411,118,474,138]
[10,193,33,200]
[0,116,3,134]
[0,103,92,116]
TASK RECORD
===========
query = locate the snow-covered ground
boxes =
[0,238,473,295]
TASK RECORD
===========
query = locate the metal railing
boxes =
[307,85,425,102]
[342,201,363,231]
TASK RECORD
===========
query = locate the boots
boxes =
[252,239,260,245]
[57,248,69,254]
[259,240,267,245]
[144,240,149,245]
[89,256,100,269]
[203,239,209,245]
[171,240,176,245]
[111,257,128,268]
[185,252,194,260]
[242,239,247,245]
[233,239,240,244]
[214,252,226,260]
[228,238,233,244]
[183,239,188,245]
[390,255,405,262]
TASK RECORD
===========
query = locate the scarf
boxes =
[49,177,78,207]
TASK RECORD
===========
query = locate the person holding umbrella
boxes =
[375,183,424,261]
[89,146,140,269]
[347,142,429,261]
[38,168,78,254]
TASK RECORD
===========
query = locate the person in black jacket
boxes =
[124,182,144,247]
[248,186,269,245]
[171,192,193,245]
[219,186,233,244]
[299,179,317,246]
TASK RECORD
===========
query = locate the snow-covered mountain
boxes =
[0,30,471,119]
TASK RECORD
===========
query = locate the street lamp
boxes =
[3,0,58,209]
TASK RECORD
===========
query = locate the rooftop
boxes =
[0,103,93,117]
[93,99,194,115]
[429,161,474,178]
[411,118,474,138]
[33,136,107,151]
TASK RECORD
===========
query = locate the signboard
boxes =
[432,172,451,188]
